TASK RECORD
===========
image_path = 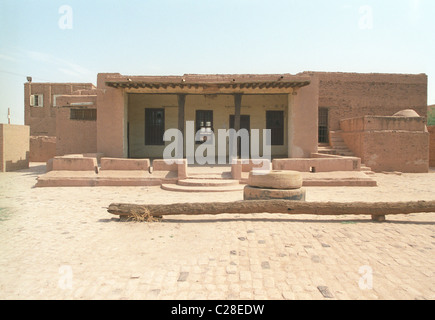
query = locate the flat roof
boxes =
[104,74,311,91]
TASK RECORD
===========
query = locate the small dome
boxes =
[392,109,420,117]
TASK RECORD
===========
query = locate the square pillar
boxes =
[234,93,242,132]
[231,94,243,161]
[177,94,186,136]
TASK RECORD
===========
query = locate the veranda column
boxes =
[177,94,186,160]
[231,93,242,161]
[234,93,242,132]
[177,94,186,135]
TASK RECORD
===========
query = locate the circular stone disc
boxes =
[243,185,306,201]
[248,170,303,189]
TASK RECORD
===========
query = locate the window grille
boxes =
[70,108,96,121]
[145,108,165,145]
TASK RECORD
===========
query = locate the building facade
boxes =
[96,73,318,161]
[24,82,95,136]
[24,71,429,170]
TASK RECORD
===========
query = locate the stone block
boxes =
[100,158,150,171]
[52,156,98,171]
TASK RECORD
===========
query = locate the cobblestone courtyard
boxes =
[0,164,434,300]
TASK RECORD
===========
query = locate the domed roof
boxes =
[392,109,421,117]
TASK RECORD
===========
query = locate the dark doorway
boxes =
[266,111,284,146]
[195,110,214,144]
[318,107,329,143]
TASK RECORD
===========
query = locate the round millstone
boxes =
[248,170,303,190]
[243,185,306,201]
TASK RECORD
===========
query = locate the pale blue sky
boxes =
[1,0,434,124]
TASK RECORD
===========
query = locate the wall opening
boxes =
[318,107,329,143]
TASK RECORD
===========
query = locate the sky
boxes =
[0,0,434,125]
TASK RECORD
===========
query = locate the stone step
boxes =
[318,145,335,149]
[336,152,355,157]
[177,179,239,187]
[317,147,335,150]
[360,165,375,175]
[318,150,337,155]
[161,183,245,193]
[329,137,344,142]
[330,140,344,145]
[187,173,232,179]
[335,150,354,155]
[330,137,344,141]
[317,146,337,155]
[332,145,351,150]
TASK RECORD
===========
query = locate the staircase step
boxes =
[360,165,374,175]
[187,173,232,179]
[317,147,336,150]
[317,145,337,155]
[318,151,337,155]
[178,179,239,187]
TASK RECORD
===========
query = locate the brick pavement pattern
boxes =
[0,164,434,300]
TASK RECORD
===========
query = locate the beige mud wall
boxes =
[29,136,56,162]
[96,74,127,158]
[24,83,95,137]
[0,124,30,172]
[301,72,428,131]
[288,75,319,158]
[429,126,435,167]
[128,94,178,159]
[128,93,288,160]
[241,94,288,158]
[55,107,97,156]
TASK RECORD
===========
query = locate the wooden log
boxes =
[107,200,435,219]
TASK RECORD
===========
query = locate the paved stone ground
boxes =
[0,164,434,300]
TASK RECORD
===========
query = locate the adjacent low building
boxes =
[0,124,30,172]
[340,111,429,173]
[24,82,96,161]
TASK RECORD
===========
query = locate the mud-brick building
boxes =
[24,82,96,161]
[24,71,430,172]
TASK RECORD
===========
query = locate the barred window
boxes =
[145,108,165,145]
[70,108,97,121]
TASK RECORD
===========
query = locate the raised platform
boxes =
[35,170,178,187]
[240,171,377,187]
[35,169,377,188]
[35,155,377,188]
[300,171,377,187]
